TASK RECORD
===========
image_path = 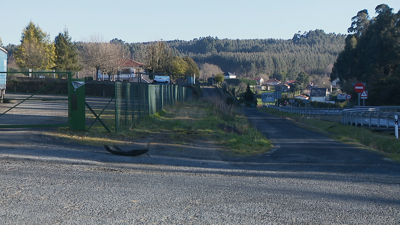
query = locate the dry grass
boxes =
[50,100,272,156]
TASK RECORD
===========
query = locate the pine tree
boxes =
[54,29,81,72]
[243,84,254,103]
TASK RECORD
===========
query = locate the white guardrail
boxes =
[270,106,343,115]
[341,107,400,138]
[268,106,400,138]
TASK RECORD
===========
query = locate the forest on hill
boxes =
[115,29,346,81]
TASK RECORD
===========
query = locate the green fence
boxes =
[114,82,192,132]
[0,71,71,128]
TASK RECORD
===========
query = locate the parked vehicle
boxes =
[152,75,170,84]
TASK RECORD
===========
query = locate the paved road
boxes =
[241,108,400,173]
[1,94,400,223]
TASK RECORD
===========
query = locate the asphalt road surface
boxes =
[1,88,400,224]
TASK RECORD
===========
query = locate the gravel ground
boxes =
[0,88,399,224]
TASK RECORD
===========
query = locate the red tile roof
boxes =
[266,79,281,83]
[120,59,144,67]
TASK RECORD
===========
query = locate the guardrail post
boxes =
[351,112,354,126]
[355,112,359,127]
[369,112,372,127]
[361,112,364,126]
[395,115,398,139]
[377,112,381,128]
[341,111,344,124]
[386,114,390,128]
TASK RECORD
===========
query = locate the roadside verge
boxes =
[258,107,400,161]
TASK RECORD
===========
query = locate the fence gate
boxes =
[0,71,73,129]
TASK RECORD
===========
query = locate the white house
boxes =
[310,88,328,102]
[250,77,264,85]
[224,72,236,79]
[98,59,146,82]
[265,79,281,86]
[331,78,340,88]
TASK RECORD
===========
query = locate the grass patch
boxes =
[49,100,272,156]
[258,107,400,161]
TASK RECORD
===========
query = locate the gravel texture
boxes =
[0,89,399,224]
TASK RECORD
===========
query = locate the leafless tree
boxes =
[235,82,248,97]
[199,63,223,82]
[144,41,173,74]
[79,35,126,80]
[102,45,127,81]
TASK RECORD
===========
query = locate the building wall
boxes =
[310,96,326,102]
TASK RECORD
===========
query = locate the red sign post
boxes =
[354,83,366,106]
[346,94,351,108]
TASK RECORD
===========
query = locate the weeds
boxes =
[52,99,271,156]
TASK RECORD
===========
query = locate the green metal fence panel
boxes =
[0,71,71,129]
[114,82,191,133]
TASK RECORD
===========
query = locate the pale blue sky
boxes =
[1,0,399,45]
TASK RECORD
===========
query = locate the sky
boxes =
[1,0,399,46]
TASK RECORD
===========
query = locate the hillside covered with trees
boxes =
[112,29,346,81]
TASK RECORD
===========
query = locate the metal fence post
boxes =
[160,85,164,111]
[115,82,121,132]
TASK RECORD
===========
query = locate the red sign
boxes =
[346,94,352,100]
[354,83,365,93]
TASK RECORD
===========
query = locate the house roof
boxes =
[265,79,281,83]
[310,88,327,97]
[286,80,298,84]
[250,77,263,81]
[224,72,236,76]
[120,59,144,67]
[295,94,310,100]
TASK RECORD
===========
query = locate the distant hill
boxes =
[118,29,345,80]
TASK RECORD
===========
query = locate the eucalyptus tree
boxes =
[170,56,187,79]
[331,4,400,105]
[144,41,173,74]
[183,56,200,78]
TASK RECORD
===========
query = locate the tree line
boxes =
[2,22,198,81]
[2,22,345,84]
[331,4,400,105]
